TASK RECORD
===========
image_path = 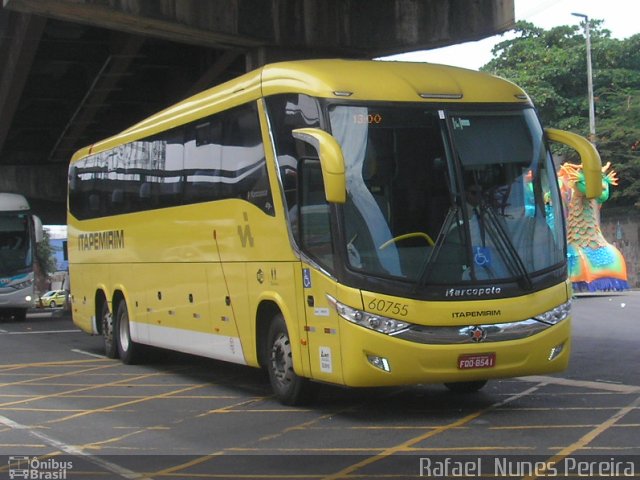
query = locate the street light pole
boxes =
[572,12,596,143]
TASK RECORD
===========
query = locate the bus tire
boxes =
[115,300,141,365]
[101,301,118,359]
[266,314,315,406]
[444,380,488,393]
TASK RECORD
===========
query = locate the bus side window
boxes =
[153,128,185,208]
[70,103,271,220]
[221,103,273,213]
[184,117,223,203]
[221,105,261,200]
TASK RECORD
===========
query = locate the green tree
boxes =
[36,229,57,276]
[482,21,640,208]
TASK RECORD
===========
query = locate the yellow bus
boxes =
[67,59,601,404]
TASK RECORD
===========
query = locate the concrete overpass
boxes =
[0,0,514,224]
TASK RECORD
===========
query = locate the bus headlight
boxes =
[327,295,411,335]
[534,301,571,325]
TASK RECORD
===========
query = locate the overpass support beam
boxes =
[0,163,67,223]
[0,10,45,155]
[4,0,514,61]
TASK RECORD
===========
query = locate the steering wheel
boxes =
[378,232,435,250]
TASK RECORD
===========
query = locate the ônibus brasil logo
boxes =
[8,456,72,479]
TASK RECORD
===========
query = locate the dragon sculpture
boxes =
[557,161,628,292]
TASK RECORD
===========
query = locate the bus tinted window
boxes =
[0,213,30,271]
[265,94,321,243]
[69,102,273,219]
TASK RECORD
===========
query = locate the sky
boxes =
[45,224,67,238]
[385,0,639,70]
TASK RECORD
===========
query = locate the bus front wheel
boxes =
[101,302,117,359]
[116,300,141,365]
[266,314,315,405]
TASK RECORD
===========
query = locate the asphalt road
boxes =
[0,293,638,479]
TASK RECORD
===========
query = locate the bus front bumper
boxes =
[0,287,36,310]
[338,316,571,387]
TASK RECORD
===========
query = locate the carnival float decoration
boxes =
[557,161,628,292]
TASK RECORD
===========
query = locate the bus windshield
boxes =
[329,104,565,287]
[0,213,32,275]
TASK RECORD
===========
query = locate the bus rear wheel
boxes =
[266,314,315,405]
[116,300,141,364]
[101,302,117,359]
[444,380,488,393]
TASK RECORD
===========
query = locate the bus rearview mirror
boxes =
[545,128,603,199]
[33,215,44,243]
[292,128,346,204]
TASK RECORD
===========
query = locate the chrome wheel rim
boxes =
[119,309,130,353]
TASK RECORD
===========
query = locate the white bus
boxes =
[0,193,43,321]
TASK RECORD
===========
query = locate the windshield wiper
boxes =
[479,204,533,290]
[413,206,461,292]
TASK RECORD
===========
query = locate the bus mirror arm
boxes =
[545,128,603,199]
[292,128,346,204]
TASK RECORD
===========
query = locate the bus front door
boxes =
[300,263,344,385]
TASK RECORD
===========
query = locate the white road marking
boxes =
[0,414,152,479]
[71,348,107,359]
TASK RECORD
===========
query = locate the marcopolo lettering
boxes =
[78,230,125,251]
[445,286,501,298]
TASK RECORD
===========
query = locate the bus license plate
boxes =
[458,353,496,370]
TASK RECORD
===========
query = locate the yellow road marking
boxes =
[226,446,535,453]
[0,358,109,369]
[0,366,193,410]
[150,386,542,479]
[2,356,637,479]
[45,383,208,424]
[82,426,169,451]
[523,393,640,480]
[154,402,360,476]
[320,384,543,480]
[491,423,640,430]
[0,364,118,392]
[519,375,640,394]
[0,443,45,447]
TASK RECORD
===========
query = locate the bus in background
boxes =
[67,60,602,404]
[0,193,43,321]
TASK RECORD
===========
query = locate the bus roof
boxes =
[75,59,530,160]
[260,59,528,103]
[0,193,30,212]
